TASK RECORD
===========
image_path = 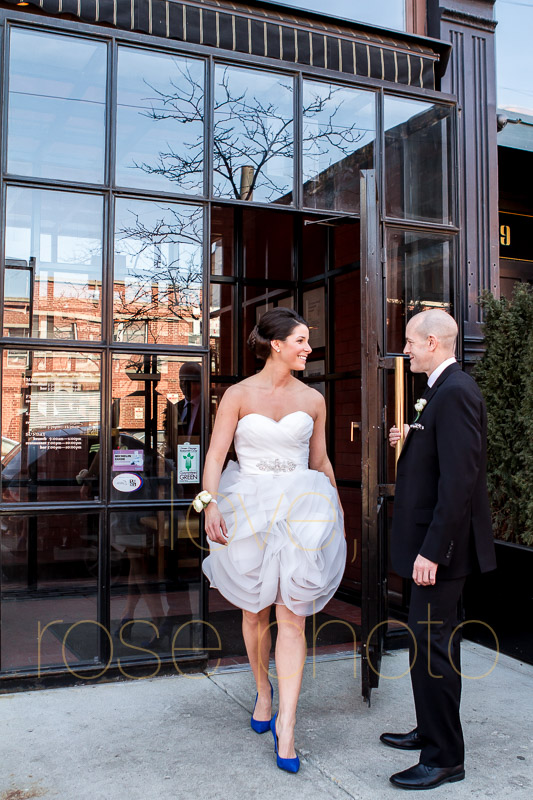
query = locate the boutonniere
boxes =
[413,398,427,423]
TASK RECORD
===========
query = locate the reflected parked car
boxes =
[1,425,102,503]
[0,427,152,503]
[0,426,171,586]
[1,436,18,462]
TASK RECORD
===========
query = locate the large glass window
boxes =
[111,354,202,501]
[384,97,454,224]
[1,350,101,503]
[7,28,107,183]
[0,19,460,679]
[213,65,294,204]
[3,188,103,341]
[303,81,375,213]
[116,47,205,194]
[113,199,203,345]
[386,230,455,353]
[0,512,101,672]
[110,508,203,662]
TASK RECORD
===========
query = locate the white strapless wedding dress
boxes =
[202,411,346,616]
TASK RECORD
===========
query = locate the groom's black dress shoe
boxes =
[389,763,465,790]
[380,729,426,750]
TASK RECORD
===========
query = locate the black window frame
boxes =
[0,7,459,682]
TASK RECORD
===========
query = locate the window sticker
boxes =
[112,473,143,492]
[113,449,144,471]
[177,442,200,484]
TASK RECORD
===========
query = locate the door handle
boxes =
[350,421,361,441]
[394,356,406,468]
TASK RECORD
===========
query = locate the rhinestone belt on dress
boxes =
[256,458,297,473]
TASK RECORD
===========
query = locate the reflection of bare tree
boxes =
[113,69,370,340]
[302,87,369,159]
[213,70,293,201]
[114,204,203,343]
[133,66,368,203]
[131,63,204,193]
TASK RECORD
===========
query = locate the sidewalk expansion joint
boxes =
[298,754,361,800]
[205,675,360,799]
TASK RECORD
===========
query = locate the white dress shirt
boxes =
[427,357,457,388]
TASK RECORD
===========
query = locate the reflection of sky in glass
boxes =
[384,96,433,131]
[5,189,103,271]
[116,48,204,194]
[264,0,405,30]
[114,200,203,332]
[114,201,203,278]
[384,96,452,224]
[8,29,106,183]
[4,270,30,300]
[4,188,103,339]
[303,82,375,171]
[213,65,294,203]
[496,0,533,117]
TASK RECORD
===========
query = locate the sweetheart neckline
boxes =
[237,411,314,426]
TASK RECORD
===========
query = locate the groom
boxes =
[382,309,496,790]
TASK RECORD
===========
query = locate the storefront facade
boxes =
[0,0,498,694]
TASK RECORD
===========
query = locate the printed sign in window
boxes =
[113,449,144,471]
[177,443,200,484]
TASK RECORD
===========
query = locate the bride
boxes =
[200,307,346,773]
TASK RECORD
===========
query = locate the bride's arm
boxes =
[308,394,345,522]
[202,385,241,544]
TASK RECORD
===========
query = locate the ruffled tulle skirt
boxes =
[202,461,346,616]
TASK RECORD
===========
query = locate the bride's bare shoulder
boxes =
[219,379,256,411]
[230,374,264,398]
[218,383,244,410]
[299,384,326,417]
[237,375,260,387]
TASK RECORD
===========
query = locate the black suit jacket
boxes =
[391,363,497,580]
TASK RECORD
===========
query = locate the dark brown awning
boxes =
[6,0,448,90]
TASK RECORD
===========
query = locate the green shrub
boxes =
[475,283,533,546]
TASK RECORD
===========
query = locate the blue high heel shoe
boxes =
[270,712,300,773]
[251,680,273,734]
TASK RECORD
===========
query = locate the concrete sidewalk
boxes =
[1,642,531,800]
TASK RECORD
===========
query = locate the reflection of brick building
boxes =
[3,276,201,347]
[113,280,202,346]
[112,355,185,438]
[2,352,100,442]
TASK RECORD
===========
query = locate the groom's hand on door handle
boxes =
[389,425,409,448]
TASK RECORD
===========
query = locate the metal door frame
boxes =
[360,169,388,704]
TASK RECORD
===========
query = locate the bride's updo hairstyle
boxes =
[247,307,308,361]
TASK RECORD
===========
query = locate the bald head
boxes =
[404,310,458,376]
[409,310,458,353]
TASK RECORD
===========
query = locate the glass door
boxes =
[208,207,365,660]
[359,95,459,701]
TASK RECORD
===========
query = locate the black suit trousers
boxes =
[408,577,466,767]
